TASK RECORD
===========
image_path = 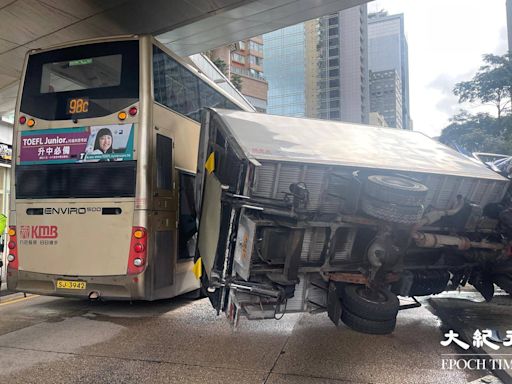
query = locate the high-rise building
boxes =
[368,12,411,129]
[315,6,369,123]
[265,24,306,117]
[209,37,268,112]
[369,70,402,129]
[264,4,369,124]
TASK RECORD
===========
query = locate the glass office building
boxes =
[264,24,306,117]
[368,12,411,129]
[369,69,402,129]
[264,5,369,123]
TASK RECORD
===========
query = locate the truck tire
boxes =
[364,175,428,206]
[494,274,512,295]
[341,307,397,335]
[341,284,399,321]
[361,195,424,224]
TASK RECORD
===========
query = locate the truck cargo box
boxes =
[194,108,511,333]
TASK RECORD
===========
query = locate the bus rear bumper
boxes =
[6,269,147,300]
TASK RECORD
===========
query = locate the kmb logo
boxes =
[20,225,58,239]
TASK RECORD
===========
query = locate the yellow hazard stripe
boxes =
[0,294,38,307]
[193,257,202,279]
[205,152,215,174]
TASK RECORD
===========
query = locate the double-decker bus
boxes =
[6,35,252,300]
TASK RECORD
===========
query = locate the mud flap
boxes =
[470,272,495,302]
[327,282,342,326]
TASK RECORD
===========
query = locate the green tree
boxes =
[211,58,228,76]
[440,112,512,154]
[440,53,512,155]
[453,53,512,119]
[210,58,242,91]
[230,73,243,91]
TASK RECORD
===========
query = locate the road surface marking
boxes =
[0,294,38,307]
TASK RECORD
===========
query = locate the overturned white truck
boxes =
[194,108,512,334]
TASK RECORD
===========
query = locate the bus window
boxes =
[178,172,197,260]
[156,134,173,190]
[153,46,240,122]
[40,54,122,94]
[21,40,139,120]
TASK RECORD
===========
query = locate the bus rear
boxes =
[7,37,147,299]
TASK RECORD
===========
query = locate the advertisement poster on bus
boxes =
[19,124,134,164]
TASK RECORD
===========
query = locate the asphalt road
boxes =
[0,291,503,384]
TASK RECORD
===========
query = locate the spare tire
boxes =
[341,307,397,335]
[342,284,399,321]
[361,195,424,224]
[361,175,428,224]
[364,175,428,206]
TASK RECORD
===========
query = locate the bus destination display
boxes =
[67,97,89,115]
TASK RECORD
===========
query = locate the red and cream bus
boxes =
[6,35,251,300]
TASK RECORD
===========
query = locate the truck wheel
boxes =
[494,274,512,295]
[364,175,428,206]
[342,284,399,321]
[361,195,425,224]
[341,307,396,335]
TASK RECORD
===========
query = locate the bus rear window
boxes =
[41,55,122,94]
[21,40,139,120]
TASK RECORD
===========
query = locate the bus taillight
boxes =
[7,226,18,270]
[128,227,147,275]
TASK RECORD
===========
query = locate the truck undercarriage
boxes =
[194,108,512,334]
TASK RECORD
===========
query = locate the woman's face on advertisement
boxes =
[99,134,112,153]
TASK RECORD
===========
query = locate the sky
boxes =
[367,0,508,137]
